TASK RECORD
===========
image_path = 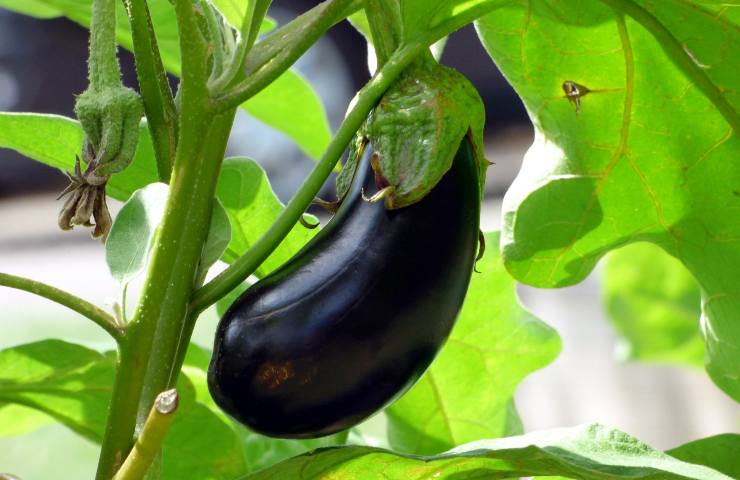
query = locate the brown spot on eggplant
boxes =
[208,138,480,438]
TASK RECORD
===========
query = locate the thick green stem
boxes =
[126,0,178,181]
[89,0,121,90]
[365,0,402,67]
[95,1,231,477]
[192,42,427,311]
[212,0,362,110]
[0,272,122,342]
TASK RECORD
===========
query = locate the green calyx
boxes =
[74,86,143,177]
[60,0,144,241]
[337,57,487,209]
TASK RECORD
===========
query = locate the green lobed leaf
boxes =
[216,157,317,277]
[0,0,331,162]
[667,434,740,480]
[386,231,560,455]
[0,340,248,479]
[245,424,732,480]
[602,242,704,367]
[0,112,158,201]
[476,0,740,401]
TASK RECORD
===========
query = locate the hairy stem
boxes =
[88,0,121,90]
[126,0,179,181]
[0,272,122,342]
[95,0,231,477]
[192,41,427,311]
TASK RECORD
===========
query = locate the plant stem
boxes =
[211,0,273,92]
[126,0,178,181]
[191,41,427,311]
[112,389,179,480]
[599,0,739,131]
[365,0,402,67]
[95,0,232,477]
[88,0,121,90]
[212,0,362,110]
[0,272,122,342]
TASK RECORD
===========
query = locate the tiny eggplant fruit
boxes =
[207,137,482,438]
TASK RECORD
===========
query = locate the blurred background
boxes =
[0,2,737,478]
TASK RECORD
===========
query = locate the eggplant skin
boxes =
[208,138,481,438]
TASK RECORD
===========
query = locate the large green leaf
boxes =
[602,242,704,367]
[0,340,115,442]
[476,1,740,401]
[216,157,317,277]
[0,0,331,160]
[245,424,731,480]
[385,232,560,454]
[0,113,158,201]
[667,434,740,480]
[0,340,248,479]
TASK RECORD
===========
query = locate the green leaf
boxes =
[106,182,169,285]
[216,157,316,277]
[245,424,732,480]
[210,0,276,32]
[0,340,248,479]
[107,183,231,289]
[161,400,248,480]
[400,0,506,43]
[242,70,332,161]
[0,0,60,17]
[476,1,740,401]
[0,113,158,201]
[0,340,114,442]
[0,404,54,437]
[199,199,233,279]
[602,242,704,367]
[667,434,740,480]
[386,231,560,454]
[0,0,331,162]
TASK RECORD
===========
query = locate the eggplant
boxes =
[207,138,481,438]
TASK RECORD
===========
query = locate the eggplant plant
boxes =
[0,0,738,479]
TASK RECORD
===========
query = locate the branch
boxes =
[191,41,428,312]
[0,272,122,342]
[126,0,179,181]
[211,0,362,110]
[112,389,179,480]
